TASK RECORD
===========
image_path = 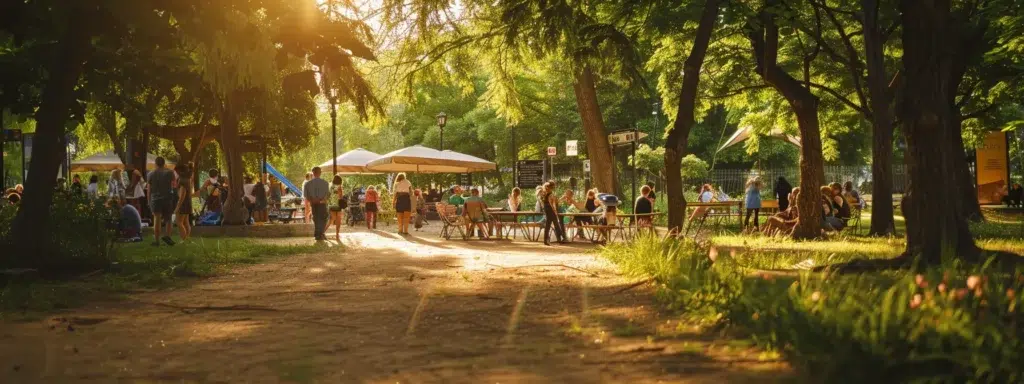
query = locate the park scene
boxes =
[2,0,1024,382]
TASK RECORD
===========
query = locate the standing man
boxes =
[303,166,331,241]
[147,156,176,246]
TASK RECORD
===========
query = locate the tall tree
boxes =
[663,0,721,232]
[747,2,825,239]
[897,0,977,262]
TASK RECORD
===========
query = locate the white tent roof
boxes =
[365,145,497,174]
[317,148,383,174]
[70,151,172,172]
[717,126,801,153]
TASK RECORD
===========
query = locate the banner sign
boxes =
[976,131,1010,204]
[516,160,545,189]
[566,140,578,156]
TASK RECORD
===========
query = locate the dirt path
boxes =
[1,228,790,383]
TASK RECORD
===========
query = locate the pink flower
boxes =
[937,283,947,294]
[708,247,719,262]
[915,274,928,288]
[954,288,969,301]
[967,275,982,290]
[910,294,923,309]
[811,291,821,302]
[1007,289,1016,299]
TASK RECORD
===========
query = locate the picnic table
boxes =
[488,211,545,241]
[688,201,743,225]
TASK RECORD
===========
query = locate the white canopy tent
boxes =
[716,126,801,153]
[365,145,497,174]
[317,148,383,174]
[70,151,172,172]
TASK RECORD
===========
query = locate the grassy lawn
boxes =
[0,238,319,318]
[604,213,1024,382]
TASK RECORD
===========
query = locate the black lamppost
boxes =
[329,87,339,177]
[436,112,447,150]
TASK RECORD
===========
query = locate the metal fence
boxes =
[686,165,909,197]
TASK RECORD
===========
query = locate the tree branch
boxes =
[961,103,998,121]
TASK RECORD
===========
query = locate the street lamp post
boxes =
[436,112,447,150]
[329,88,339,178]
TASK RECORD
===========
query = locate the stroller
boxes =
[346,188,364,226]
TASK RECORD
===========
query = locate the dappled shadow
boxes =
[1,229,791,383]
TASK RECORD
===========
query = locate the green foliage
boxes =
[630,144,665,175]
[679,154,709,180]
[602,234,1024,383]
[0,194,115,273]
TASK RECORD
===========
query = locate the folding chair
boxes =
[436,203,467,240]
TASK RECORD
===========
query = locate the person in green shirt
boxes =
[448,186,465,206]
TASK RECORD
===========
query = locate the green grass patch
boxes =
[603,227,1024,383]
[1,238,320,318]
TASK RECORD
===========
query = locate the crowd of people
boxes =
[760,178,865,236]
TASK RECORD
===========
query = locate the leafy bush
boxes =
[602,237,1024,383]
[0,194,115,274]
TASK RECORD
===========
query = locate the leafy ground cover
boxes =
[603,213,1024,382]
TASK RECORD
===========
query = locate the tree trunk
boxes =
[749,5,824,239]
[665,0,720,233]
[862,0,896,236]
[7,15,91,259]
[219,93,249,225]
[572,65,615,194]
[951,113,983,221]
[898,0,977,262]
[97,105,127,165]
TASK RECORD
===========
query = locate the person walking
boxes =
[147,157,176,246]
[174,163,194,241]
[303,167,331,241]
[541,181,567,245]
[327,175,345,239]
[744,176,763,232]
[392,173,414,235]
[86,175,99,199]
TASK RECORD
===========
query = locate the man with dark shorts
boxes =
[147,156,176,246]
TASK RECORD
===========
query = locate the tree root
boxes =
[484,263,599,277]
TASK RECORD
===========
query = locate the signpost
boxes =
[583,159,591,173]
[516,160,545,189]
[547,146,556,156]
[607,131,648,146]
[976,131,1010,204]
[566,140,578,157]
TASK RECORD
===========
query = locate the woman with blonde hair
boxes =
[108,168,127,200]
[508,187,522,212]
[743,176,763,231]
[393,172,414,235]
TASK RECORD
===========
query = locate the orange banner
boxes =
[976,132,1009,204]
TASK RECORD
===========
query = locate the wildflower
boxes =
[915,274,928,288]
[937,283,947,294]
[811,291,821,302]
[1007,289,1016,300]
[708,247,718,262]
[910,294,923,309]
[967,275,981,290]
[761,273,774,281]
[954,288,969,301]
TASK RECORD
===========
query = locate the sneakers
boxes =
[161,236,176,246]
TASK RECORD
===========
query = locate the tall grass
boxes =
[602,235,1024,383]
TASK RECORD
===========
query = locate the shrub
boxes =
[0,194,115,274]
[602,237,1024,383]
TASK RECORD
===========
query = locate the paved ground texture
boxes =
[1,227,791,383]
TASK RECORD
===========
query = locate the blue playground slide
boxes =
[264,163,302,196]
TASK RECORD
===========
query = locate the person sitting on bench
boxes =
[463,188,490,239]
[1004,182,1023,207]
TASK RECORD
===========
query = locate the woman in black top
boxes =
[775,177,793,211]
[541,182,566,245]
